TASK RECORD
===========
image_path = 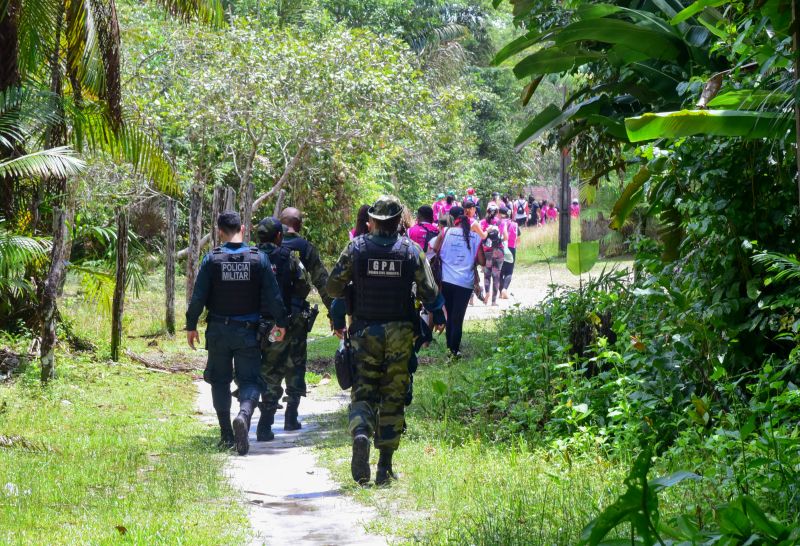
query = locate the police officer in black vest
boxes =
[186,211,287,456]
[277,207,334,429]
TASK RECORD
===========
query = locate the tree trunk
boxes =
[238,145,257,242]
[273,189,286,218]
[252,139,310,211]
[224,185,236,210]
[110,208,129,361]
[0,0,21,222]
[165,197,176,335]
[210,185,224,248]
[174,186,235,261]
[0,0,20,91]
[186,181,204,305]
[793,0,800,209]
[40,208,68,383]
[558,145,572,252]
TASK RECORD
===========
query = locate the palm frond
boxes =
[0,86,63,149]
[155,0,224,27]
[15,0,60,78]
[66,0,105,101]
[0,145,85,178]
[752,252,800,285]
[68,103,179,195]
[0,223,51,297]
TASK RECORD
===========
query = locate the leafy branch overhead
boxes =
[494,0,799,229]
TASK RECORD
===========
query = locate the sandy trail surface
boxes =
[464,262,582,320]
[196,385,386,546]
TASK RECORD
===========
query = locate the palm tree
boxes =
[0,0,223,381]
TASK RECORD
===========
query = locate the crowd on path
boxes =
[184,191,579,492]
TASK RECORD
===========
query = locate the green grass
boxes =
[0,354,249,545]
[0,270,263,545]
[514,220,581,266]
[311,320,629,545]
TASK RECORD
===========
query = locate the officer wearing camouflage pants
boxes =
[278,207,334,428]
[254,217,311,441]
[327,196,445,486]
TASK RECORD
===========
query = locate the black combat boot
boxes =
[284,396,302,431]
[375,448,397,486]
[256,401,276,442]
[233,399,256,456]
[351,428,371,485]
[217,412,235,450]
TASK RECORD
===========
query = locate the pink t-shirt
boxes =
[443,203,454,216]
[502,219,518,248]
[571,204,580,218]
[547,207,558,219]
[407,222,438,250]
[432,200,445,221]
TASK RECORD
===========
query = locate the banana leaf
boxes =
[610,167,651,230]
[513,47,603,78]
[706,90,790,109]
[671,0,729,25]
[514,96,603,151]
[625,109,794,142]
[555,19,682,60]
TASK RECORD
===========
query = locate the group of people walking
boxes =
[187,198,445,488]
[186,207,330,458]
[186,191,577,488]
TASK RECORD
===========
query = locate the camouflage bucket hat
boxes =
[256,216,283,242]
[368,195,404,221]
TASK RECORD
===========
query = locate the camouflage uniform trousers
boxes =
[348,321,414,451]
[261,313,308,408]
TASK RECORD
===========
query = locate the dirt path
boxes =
[196,384,385,546]
[464,261,580,321]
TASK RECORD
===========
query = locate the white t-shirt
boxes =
[435,228,481,289]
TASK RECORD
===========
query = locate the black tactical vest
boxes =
[282,235,310,265]
[352,235,416,322]
[207,247,262,316]
[264,244,293,310]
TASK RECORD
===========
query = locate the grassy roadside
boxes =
[0,353,249,545]
[0,273,255,545]
[311,320,629,545]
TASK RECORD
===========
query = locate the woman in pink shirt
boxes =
[432,193,446,221]
[407,205,439,251]
[498,207,518,299]
[547,204,558,222]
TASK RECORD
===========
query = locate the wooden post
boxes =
[164,198,176,336]
[186,182,204,305]
[110,208,128,362]
[223,185,236,211]
[39,207,68,382]
[793,0,800,209]
[210,185,223,248]
[239,181,254,243]
[272,188,286,218]
[558,145,572,252]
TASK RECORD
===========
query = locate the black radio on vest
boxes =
[208,247,262,316]
[352,236,415,321]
